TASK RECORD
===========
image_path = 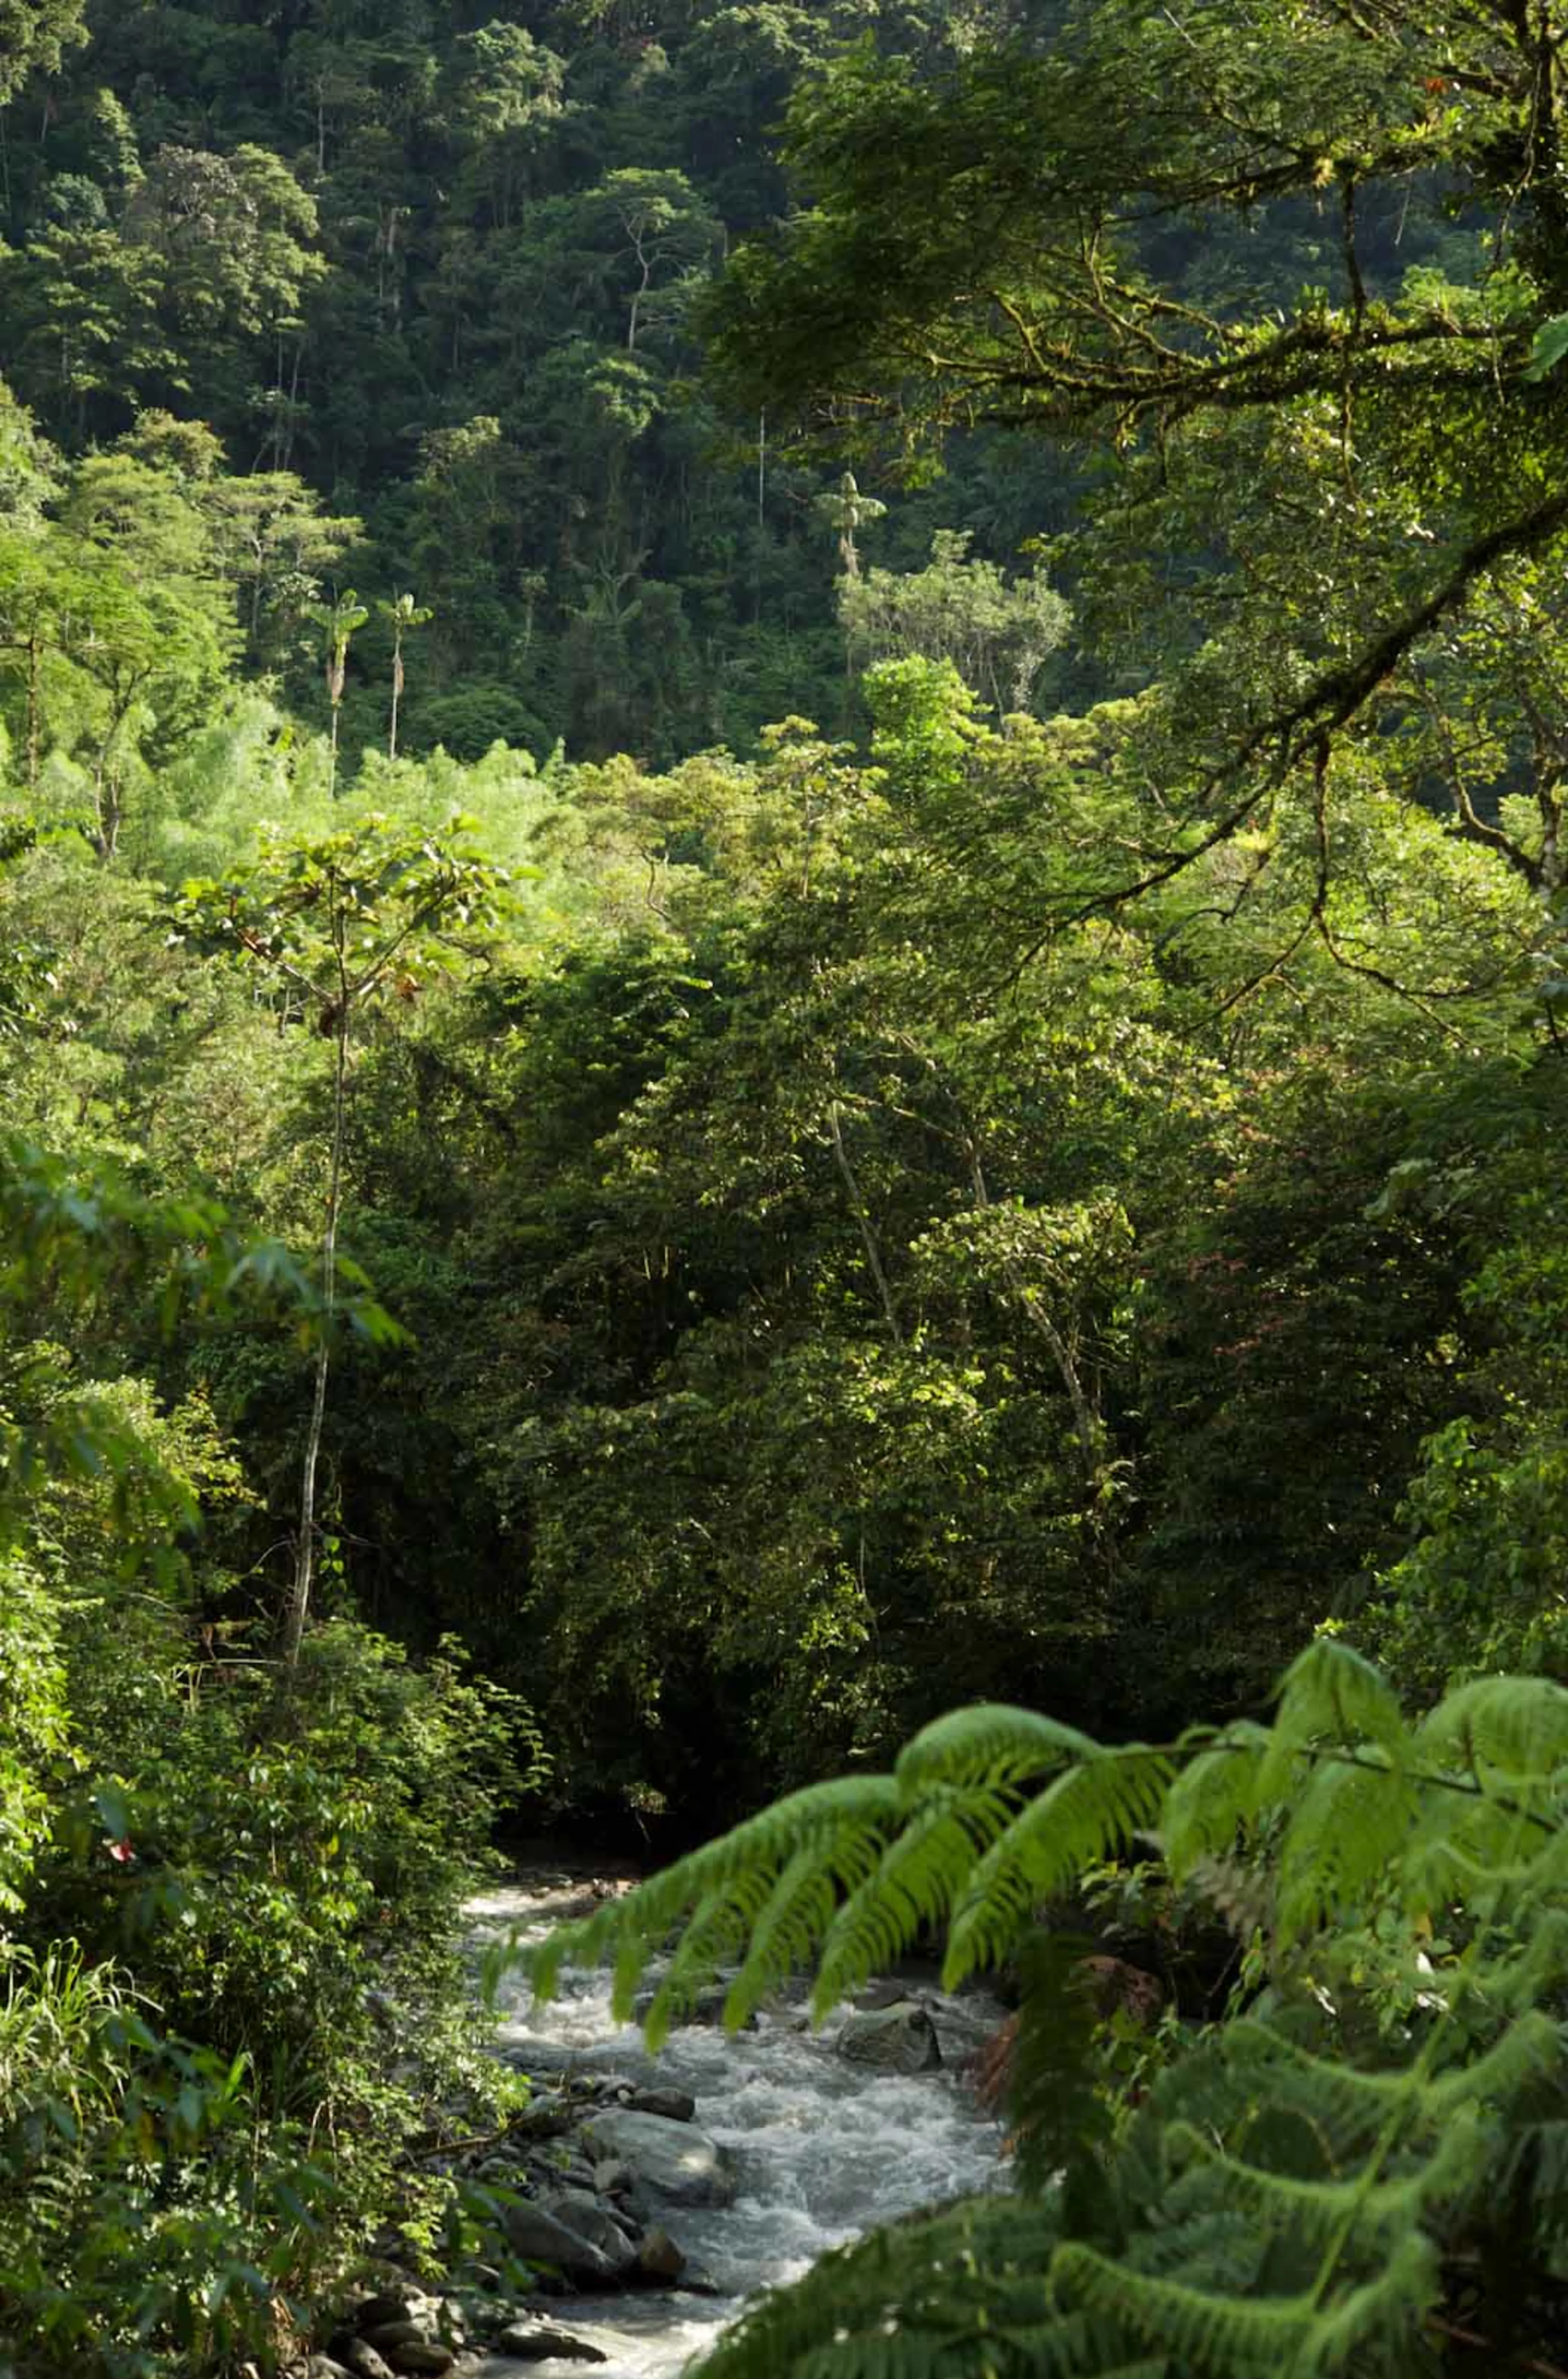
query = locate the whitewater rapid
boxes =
[465,1873,1009,2376]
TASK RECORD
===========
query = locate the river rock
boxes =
[362,2325,428,2357]
[630,2085,695,2122]
[503,2197,632,2285]
[356,2294,437,2331]
[631,1984,757,2030]
[578,2108,738,2207]
[494,2323,610,2363]
[635,2224,687,2282]
[592,2158,635,2196]
[536,2189,640,2276]
[511,2094,572,2138]
[835,2000,942,2074]
[336,2344,395,2379]
[384,2349,452,2378]
[582,2073,640,2102]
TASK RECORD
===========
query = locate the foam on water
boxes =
[465,1878,1009,2377]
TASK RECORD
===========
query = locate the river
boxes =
[464,1871,1010,2377]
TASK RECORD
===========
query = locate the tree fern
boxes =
[510,1646,1568,2377]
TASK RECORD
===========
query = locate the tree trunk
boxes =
[25,631,40,793]
[967,1148,1105,1491]
[283,972,349,1667]
[827,1099,902,1343]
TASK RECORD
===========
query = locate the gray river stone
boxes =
[537,2189,640,2276]
[835,2000,942,2075]
[502,2200,630,2287]
[630,2086,695,2122]
[577,2109,738,2208]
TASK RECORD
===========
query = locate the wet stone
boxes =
[635,2225,687,2283]
[535,2189,640,2278]
[494,2323,610,2363]
[630,2087,695,2122]
[503,2198,627,2287]
[835,1999,942,2075]
[577,2109,737,2208]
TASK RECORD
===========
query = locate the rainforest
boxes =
[4,1,1568,2372]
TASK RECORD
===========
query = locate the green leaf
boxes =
[1523,314,1568,381]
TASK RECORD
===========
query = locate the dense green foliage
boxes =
[0,1148,543,2371]
[6,0,1568,2369]
[0,0,1082,766]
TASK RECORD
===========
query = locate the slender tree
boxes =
[377,590,432,760]
[173,815,512,1664]
[304,587,368,797]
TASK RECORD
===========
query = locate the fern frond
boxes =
[1272,1754,1419,1942]
[692,2196,1078,2379]
[1497,2113,1568,2229]
[639,1879,753,2050]
[522,1771,902,2017]
[1425,2007,1558,2113]
[1395,1789,1531,1916]
[1163,1727,1270,1875]
[813,1786,1016,2016]
[896,1705,1102,1794]
[1480,1908,1568,2009]
[1197,2023,1419,2151]
[1052,2243,1313,2377]
[1156,2045,1342,2176]
[969,2345,1165,2379]
[1003,1930,1113,2201]
[1416,1673,1568,1783]
[1163,2110,1481,2254]
[721,1842,845,2029]
[943,1750,1173,1985]
[1120,2205,1270,2294]
[1292,2228,1439,2375]
[1263,1638,1410,1779]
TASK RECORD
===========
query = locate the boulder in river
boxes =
[835,1999,942,2074]
[578,2107,738,2207]
[536,2187,641,2275]
[502,2198,633,2286]
[635,2224,687,2283]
